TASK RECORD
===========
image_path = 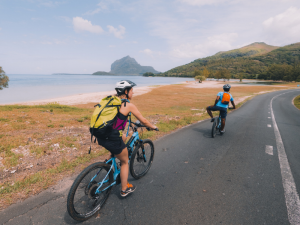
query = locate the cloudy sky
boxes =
[1,0,300,74]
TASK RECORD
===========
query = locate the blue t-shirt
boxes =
[216,92,234,108]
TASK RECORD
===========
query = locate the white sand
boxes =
[20,86,156,106]
[16,80,286,106]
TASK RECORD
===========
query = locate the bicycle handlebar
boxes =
[131,122,159,131]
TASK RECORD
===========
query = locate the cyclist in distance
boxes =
[97,80,158,197]
[206,84,236,134]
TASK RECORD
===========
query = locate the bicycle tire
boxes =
[67,162,113,221]
[130,139,154,179]
[211,118,217,138]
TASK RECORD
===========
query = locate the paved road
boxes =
[1,89,300,225]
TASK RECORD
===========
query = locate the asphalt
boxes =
[1,89,300,225]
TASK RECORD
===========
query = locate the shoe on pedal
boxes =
[220,129,225,134]
[120,183,136,197]
[211,118,215,122]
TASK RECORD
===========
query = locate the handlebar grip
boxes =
[154,128,159,131]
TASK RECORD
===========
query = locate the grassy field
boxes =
[294,95,300,110]
[0,82,296,209]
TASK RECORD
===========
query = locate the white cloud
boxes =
[73,17,104,34]
[178,0,237,6]
[107,25,125,39]
[85,0,121,15]
[0,28,2,31]
[140,49,153,55]
[263,7,300,45]
[170,33,238,58]
[108,45,116,48]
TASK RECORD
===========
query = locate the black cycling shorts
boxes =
[208,105,228,118]
[97,137,126,155]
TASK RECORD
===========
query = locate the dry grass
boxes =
[294,95,300,110]
[0,83,294,209]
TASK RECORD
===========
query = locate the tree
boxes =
[222,68,231,81]
[194,69,201,77]
[0,67,9,90]
[202,67,210,78]
[194,75,206,83]
[215,70,222,81]
[238,73,243,82]
[143,72,155,77]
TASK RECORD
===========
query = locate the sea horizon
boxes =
[0,74,194,104]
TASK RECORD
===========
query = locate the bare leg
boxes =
[122,134,127,143]
[115,148,129,191]
[221,118,226,131]
[206,106,214,118]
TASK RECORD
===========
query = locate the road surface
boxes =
[1,89,300,225]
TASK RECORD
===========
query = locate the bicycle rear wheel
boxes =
[67,162,113,221]
[211,118,218,138]
[130,139,154,179]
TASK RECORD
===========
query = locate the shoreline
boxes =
[2,80,288,106]
[3,86,158,106]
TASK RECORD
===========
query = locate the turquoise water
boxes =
[0,74,194,104]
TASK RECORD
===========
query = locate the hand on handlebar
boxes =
[146,127,159,131]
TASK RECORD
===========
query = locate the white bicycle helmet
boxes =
[115,80,137,96]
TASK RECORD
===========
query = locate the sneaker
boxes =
[211,118,215,122]
[220,129,225,134]
[120,183,136,197]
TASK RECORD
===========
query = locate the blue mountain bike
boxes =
[211,107,233,138]
[67,121,158,221]
[211,113,222,138]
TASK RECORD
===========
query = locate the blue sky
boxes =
[1,0,300,74]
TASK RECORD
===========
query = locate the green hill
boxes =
[160,42,300,79]
[92,71,115,75]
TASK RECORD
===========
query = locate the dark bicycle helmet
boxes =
[223,84,231,92]
[115,80,137,97]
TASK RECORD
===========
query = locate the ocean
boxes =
[0,74,194,104]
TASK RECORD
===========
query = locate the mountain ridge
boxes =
[160,42,300,78]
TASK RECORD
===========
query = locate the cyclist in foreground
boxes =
[206,84,236,134]
[97,80,157,197]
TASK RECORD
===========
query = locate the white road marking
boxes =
[268,112,270,113]
[268,124,272,127]
[268,117,271,119]
[265,145,273,155]
[271,91,300,224]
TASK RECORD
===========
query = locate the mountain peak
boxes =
[110,56,159,75]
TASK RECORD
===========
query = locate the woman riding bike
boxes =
[97,80,157,197]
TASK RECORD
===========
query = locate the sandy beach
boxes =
[16,81,223,106]
[11,80,277,106]
[18,86,157,106]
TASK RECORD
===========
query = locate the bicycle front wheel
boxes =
[67,162,113,221]
[211,118,218,138]
[130,139,154,179]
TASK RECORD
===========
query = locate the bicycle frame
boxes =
[92,127,142,195]
[217,114,221,130]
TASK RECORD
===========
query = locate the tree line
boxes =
[258,62,300,81]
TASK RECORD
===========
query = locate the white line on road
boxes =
[271,91,300,225]
[265,145,273,155]
[267,124,272,127]
[268,117,271,119]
